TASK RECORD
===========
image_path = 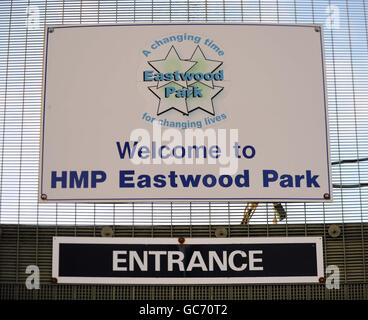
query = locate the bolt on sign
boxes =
[39,23,332,202]
[52,237,324,284]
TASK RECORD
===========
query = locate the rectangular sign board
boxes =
[52,237,324,284]
[40,23,331,202]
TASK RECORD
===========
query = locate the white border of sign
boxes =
[39,22,332,203]
[52,236,324,284]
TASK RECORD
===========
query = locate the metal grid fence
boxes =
[0,223,367,299]
[0,0,368,300]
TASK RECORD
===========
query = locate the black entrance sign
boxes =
[52,237,323,284]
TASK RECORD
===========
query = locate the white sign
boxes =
[52,237,324,284]
[40,23,332,202]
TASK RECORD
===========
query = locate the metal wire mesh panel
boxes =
[0,0,367,227]
[0,0,368,300]
[0,224,367,299]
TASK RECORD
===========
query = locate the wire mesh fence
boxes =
[0,0,367,300]
[0,223,367,299]
[0,0,368,226]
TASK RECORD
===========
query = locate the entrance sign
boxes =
[40,23,332,202]
[52,237,324,284]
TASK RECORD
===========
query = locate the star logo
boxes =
[148,46,196,89]
[149,83,189,116]
[145,45,224,116]
[187,45,223,89]
[187,82,223,115]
